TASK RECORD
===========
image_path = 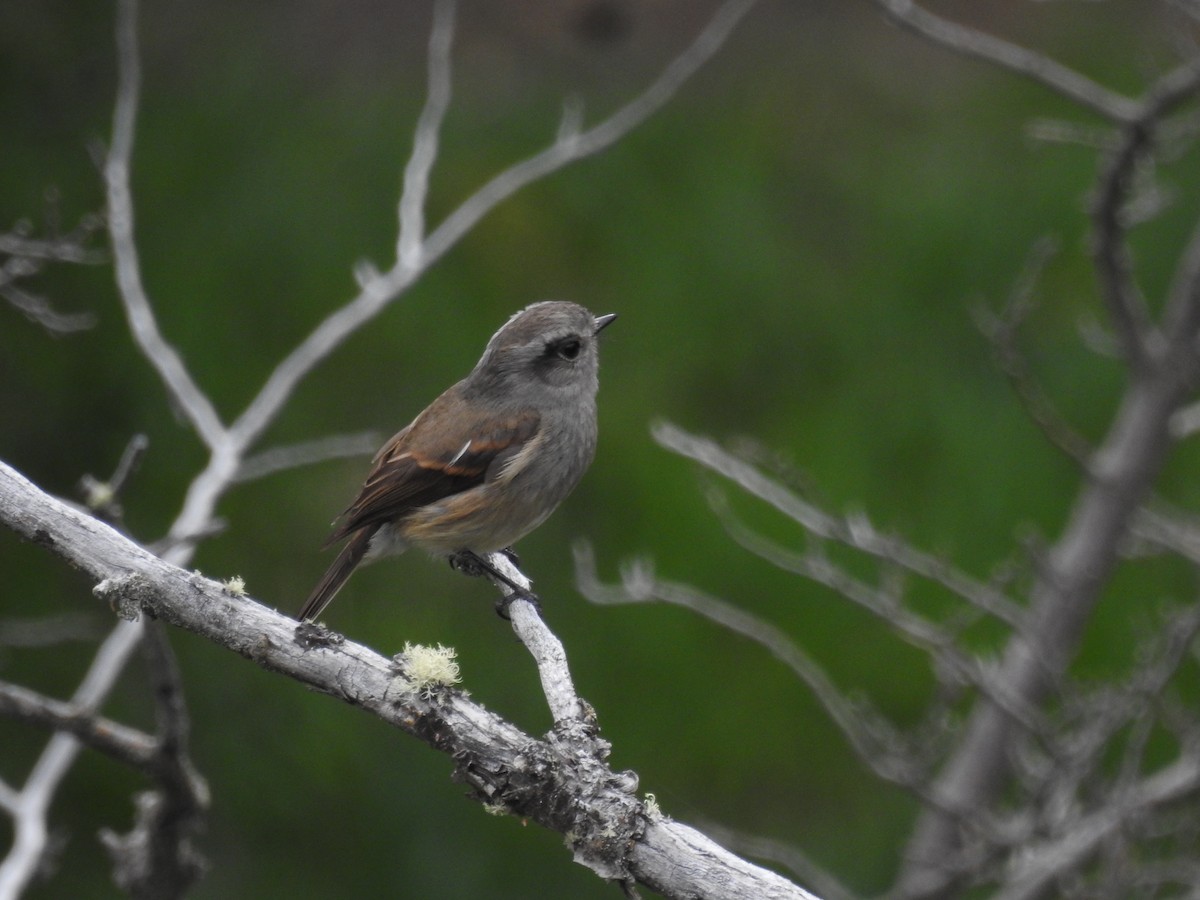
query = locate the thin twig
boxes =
[1,217,104,334]
[0,680,158,770]
[105,0,225,449]
[872,0,1140,122]
[229,0,758,458]
[995,753,1200,900]
[396,0,456,270]
[80,432,149,524]
[697,820,860,900]
[421,0,757,270]
[233,431,381,483]
[1132,503,1200,563]
[483,552,583,725]
[575,544,921,788]
[0,619,145,900]
[1091,56,1200,371]
[1089,134,1157,369]
[100,621,208,900]
[706,494,1048,738]
[973,236,1092,462]
[1,284,97,334]
[652,422,1025,628]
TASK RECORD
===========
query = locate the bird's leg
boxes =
[448,550,488,579]
[500,546,521,567]
[448,550,541,618]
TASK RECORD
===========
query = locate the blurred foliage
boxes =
[0,1,1196,897]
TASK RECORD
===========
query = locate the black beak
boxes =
[593,313,617,335]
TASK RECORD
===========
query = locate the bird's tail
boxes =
[298,528,374,623]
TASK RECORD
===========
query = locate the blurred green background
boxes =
[1,1,1196,897]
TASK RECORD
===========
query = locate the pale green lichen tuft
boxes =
[643,792,662,821]
[402,642,462,698]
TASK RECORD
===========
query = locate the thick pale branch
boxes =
[0,460,817,900]
[695,821,859,900]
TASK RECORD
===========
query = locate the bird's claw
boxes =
[495,589,542,620]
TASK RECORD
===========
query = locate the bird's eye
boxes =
[554,338,582,361]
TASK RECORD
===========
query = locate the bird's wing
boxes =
[326,403,541,544]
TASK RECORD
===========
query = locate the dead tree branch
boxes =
[0,459,818,900]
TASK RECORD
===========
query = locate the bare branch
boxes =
[0,613,101,649]
[1,214,104,334]
[420,0,758,266]
[1089,56,1200,371]
[1132,503,1200,563]
[1,283,97,334]
[0,680,158,770]
[232,431,381,483]
[574,543,926,790]
[0,460,817,900]
[652,422,1025,628]
[0,619,145,900]
[995,753,1200,900]
[105,0,226,449]
[973,236,1092,462]
[1169,396,1200,437]
[396,0,456,270]
[485,552,584,725]
[100,621,208,900]
[79,432,148,525]
[0,229,105,266]
[704,494,1050,739]
[898,306,1196,900]
[870,0,1140,122]
[229,0,758,457]
[695,821,860,900]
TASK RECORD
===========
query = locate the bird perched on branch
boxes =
[298,301,616,623]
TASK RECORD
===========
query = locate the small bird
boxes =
[298,300,616,623]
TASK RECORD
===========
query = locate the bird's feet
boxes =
[448,550,488,579]
[494,587,542,620]
[448,550,541,619]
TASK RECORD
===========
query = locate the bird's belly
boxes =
[398,484,559,557]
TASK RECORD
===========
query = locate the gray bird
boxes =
[299,301,615,622]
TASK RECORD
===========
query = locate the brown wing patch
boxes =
[326,406,540,543]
